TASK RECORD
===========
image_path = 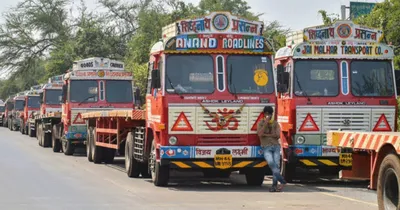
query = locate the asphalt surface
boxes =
[0,127,378,210]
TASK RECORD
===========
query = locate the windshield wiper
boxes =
[78,95,95,105]
[229,64,238,98]
[294,71,311,104]
[166,74,183,98]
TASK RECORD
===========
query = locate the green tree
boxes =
[318,10,339,25]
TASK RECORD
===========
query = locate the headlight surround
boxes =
[169,136,178,145]
[296,136,305,144]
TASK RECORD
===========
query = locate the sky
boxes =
[0,0,384,31]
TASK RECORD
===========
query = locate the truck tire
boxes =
[149,139,169,186]
[140,162,151,178]
[52,125,61,152]
[62,140,74,156]
[125,132,140,177]
[24,125,28,135]
[20,122,24,134]
[91,128,103,163]
[378,153,400,210]
[38,124,43,146]
[103,148,115,164]
[245,168,265,186]
[281,156,295,183]
[86,127,93,162]
[28,123,35,137]
[43,132,51,148]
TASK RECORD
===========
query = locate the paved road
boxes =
[0,128,378,210]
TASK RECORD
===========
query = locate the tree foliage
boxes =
[0,0,290,101]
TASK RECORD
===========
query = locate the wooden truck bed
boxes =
[82,109,145,120]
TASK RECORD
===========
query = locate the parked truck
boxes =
[82,11,276,187]
[33,75,64,144]
[327,130,400,209]
[3,96,14,128]
[274,20,397,182]
[9,92,26,131]
[0,101,5,126]
[49,57,133,155]
[20,87,42,135]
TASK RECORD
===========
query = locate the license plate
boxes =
[339,153,352,167]
[214,154,232,169]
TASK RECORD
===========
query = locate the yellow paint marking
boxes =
[232,161,252,168]
[318,159,338,166]
[299,159,317,166]
[253,161,268,167]
[192,161,213,168]
[171,161,191,168]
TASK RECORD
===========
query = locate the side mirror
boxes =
[276,64,289,93]
[151,69,161,89]
[58,95,63,103]
[62,85,67,102]
[23,101,26,107]
[39,92,43,104]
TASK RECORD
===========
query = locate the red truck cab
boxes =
[21,87,42,135]
[274,20,397,181]
[146,12,276,185]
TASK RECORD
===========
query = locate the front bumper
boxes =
[159,146,266,169]
[286,145,352,168]
[65,125,87,140]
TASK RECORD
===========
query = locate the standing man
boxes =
[257,106,287,192]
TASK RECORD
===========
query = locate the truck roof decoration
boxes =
[160,11,273,55]
[48,74,64,84]
[72,57,125,71]
[65,57,132,80]
[30,85,43,91]
[25,89,43,96]
[276,20,394,60]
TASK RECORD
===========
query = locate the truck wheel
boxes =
[86,127,93,162]
[28,124,35,137]
[52,125,61,152]
[62,140,74,156]
[140,162,151,178]
[103,148,115,164]
[245,168,265,186]
[281,156,295,183]
[20,122,24,134]
[38,124,43,146]
[125,132,140,177]
[24,125,28,135]
[91,128,103,163]
[43,132,51,148]
[378,153,400,210]
[149,139,169,186]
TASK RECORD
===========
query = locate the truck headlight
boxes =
[296,136,305,144]
[169,136,178,145]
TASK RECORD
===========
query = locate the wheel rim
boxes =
[383,168,399,210]
[62,141,67,151]
[149,142,156,178]
[125,142,130,171]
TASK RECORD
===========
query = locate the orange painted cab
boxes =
[274,20,397,182]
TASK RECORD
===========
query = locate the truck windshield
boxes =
[0,106,5,112]
[70,80,98,103]
[45,89,62,105]
[294,60,339,96]
[227,55,274,94]
[105,80,133,103]
[27,96,40,108]
[6,102,13,110]
[15,100,24,111]
[351,61,394,97]
[165,55,214,94]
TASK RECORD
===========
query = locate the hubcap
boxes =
[383,168,399,210]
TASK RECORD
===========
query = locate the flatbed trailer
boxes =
[82,110,147,172]
[34,111,62,148]
[327,131,400,209]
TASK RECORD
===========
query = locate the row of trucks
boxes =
[2,11,399,209]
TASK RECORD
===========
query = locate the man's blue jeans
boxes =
[263,145,287,187]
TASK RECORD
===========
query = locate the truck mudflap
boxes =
[159,146,267,169]
[285,145,353,169]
